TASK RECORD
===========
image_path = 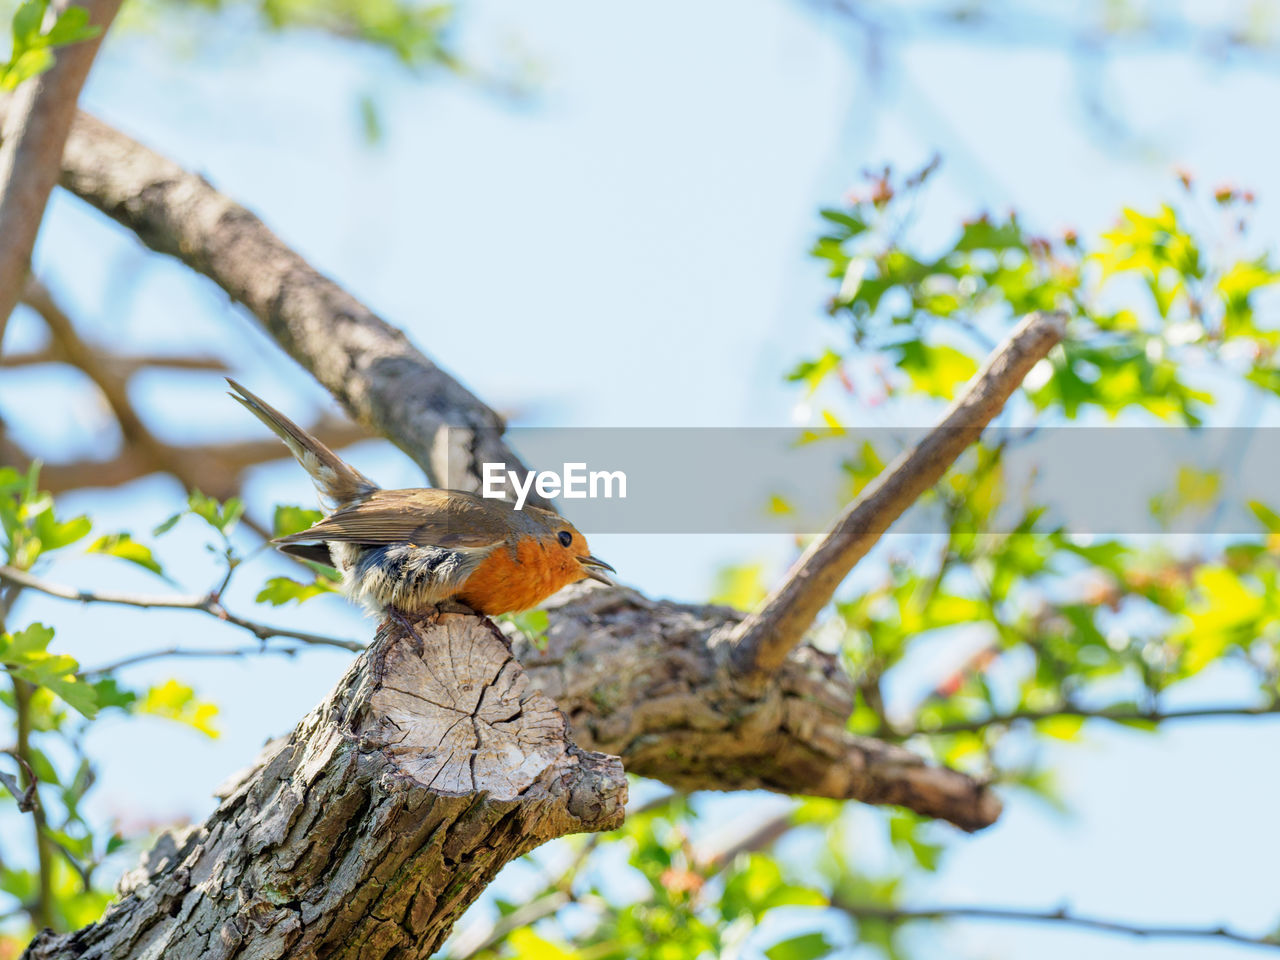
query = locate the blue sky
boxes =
[4,0,1280,956]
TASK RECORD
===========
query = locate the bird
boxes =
[226,379,615,620]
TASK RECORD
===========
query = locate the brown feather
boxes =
[275,488,548,550]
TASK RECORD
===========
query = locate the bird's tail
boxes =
[226,379,377,509]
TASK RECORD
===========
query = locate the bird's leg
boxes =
[389,607,428,657]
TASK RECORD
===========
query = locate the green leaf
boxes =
[91,677,137,711]
[45,5,100,46]
[1248,501,1280,533]
[255,575,337,606]
[786,349,843,395]
[152,512,183,536]
[2,622,55,661]
[504,608,550,650]
[30,509,91,554]
[896,340,979,399]
[818,208,867,235]
[764,932,835,960]
[87,533,164,576]
[2,626,99,717]
[188,491,244,535]
[39,675,98,718]
[1,47,54,89]
[139,679,219,737]
[710,563,767,611]
[12,0,46,46]
[953,215,1026,253]
[1036,714,1086,740]
[272,504,324,538]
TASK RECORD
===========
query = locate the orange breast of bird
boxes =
[454,537,584,616]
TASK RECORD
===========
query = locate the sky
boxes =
[3,0,1280,957]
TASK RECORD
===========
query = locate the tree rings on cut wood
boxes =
[364,612,603,801]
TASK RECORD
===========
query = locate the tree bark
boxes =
[511,583,1000,832]
[23,613,625,960]
[0,0,121,345]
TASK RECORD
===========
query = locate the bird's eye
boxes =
[558,530,573,548]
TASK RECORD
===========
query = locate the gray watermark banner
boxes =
[445,427,1280,536]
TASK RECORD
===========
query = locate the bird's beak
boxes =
[578,555,616,586]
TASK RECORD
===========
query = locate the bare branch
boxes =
[78,644,301,677]
[15,278,365,540]
[0,0,122,342]
[0,345,228,375]
[0,751,36,812]
[832,898,1280,951]
[0,563,362,652]
[887,700,1280,740]
[3,421,367,496]
[726,311,1065,685]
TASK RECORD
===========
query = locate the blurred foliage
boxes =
[0,473,296,946]
[0,0,99,90]
[420,165,1280,958]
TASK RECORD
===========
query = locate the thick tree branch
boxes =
[0,563,362,652]
[37,110,549,508]
[23,612,627,960]
[510,585,1000,831]
[726,311,1066,685]
[31,109,1003,829]
[0,0,121,343]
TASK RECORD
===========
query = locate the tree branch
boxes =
[726,311,1066,686]
[33,109,1002,829]
[2,420,368,496]
[23,612,627,960]
[0,0,122,343]
[78,643,301,677]
[0,563,362,652]
[0,345,229,375]
[38,109,550,507]
[831,898,1280,951]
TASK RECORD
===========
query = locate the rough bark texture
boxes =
[23,613,626,960]
[0,0,121,341]
[513,583,1000,832]
[23,107,1003,830]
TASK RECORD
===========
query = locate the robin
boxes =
[226,380,615,619]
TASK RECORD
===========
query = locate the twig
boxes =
[888,701,1280,740]
[0,0,122,343]
[0,750,36,812]
[727,311,1066,685]
[12,675,53,929]
[0,345,228,375]
[0,563,362,652]
[79,644,300,676]
[831,899,1280,950]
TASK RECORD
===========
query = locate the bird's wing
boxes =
[274,489,517,549]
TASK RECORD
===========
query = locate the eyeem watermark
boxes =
[482,462,628,510]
